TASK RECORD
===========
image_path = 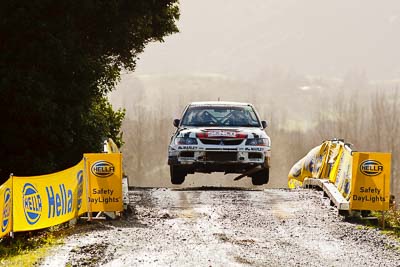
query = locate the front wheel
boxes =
[170,165,186,185]
[251,168,269,185]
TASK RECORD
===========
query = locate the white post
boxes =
[83,157,92,221]
[10,173,14,238]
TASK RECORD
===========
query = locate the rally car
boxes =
[168,101,271,185]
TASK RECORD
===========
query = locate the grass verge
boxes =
[372,207,400,239]
[0,226,66,266]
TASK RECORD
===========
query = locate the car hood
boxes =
[176,127,269,139]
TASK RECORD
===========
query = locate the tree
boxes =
[0,1,180,181]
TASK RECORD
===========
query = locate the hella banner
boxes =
[350,152,391,211]
[12,160,86,232]
[333,147,353,200]
[0,177,12,238]
[84,153,123,212]
[288,141,332,188]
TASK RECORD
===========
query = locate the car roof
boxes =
[189,101,252,107]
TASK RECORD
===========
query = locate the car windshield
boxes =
[181,105,261,127]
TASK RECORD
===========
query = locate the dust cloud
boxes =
[108,1,400,196]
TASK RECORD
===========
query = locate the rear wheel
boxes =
[170,165,186,185]
[251,168,269,185]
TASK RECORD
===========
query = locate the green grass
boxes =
[372,207,400,239]
[0,227,66,266]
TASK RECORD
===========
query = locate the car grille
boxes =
[200,139,244,146]
[206,152,237,162]
[248,152,262,159]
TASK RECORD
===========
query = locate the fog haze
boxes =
[110,1,400,194]
[137,0,400,80]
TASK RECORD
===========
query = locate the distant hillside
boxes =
[110,71,398,131]
[110,73,330,130]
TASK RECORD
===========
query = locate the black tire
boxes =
[361,210,371,217]
[170,165,186,185]
[251,168,269,185]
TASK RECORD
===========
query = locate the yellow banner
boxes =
[288,145,321,188]
[13,160,86,232]
[0,177,12,238]
[333,147,353,200]
[350,152,391,211]
[328,146,342,184]
[315,141,333,178]
[85,153,123,212]
[327,143,343,183]
[288,142,332,188]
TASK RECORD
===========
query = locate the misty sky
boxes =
[136,0,400,80]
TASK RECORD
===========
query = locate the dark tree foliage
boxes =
[0,1,180,181]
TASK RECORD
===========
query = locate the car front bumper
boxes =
[168,146,271,169]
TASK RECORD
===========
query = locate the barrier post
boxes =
[382,174,386,229]
[83,157,92,221]
[10,173,14,239]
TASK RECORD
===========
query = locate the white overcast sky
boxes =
[136,0,400,80]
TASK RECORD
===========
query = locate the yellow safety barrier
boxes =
[333,146,353,200]
[288,140,335,187]
[13,160,86,232]
[85,153,123,212]
[350,152,391,211]
[0,177,12,238]
[288,139,391,212]
[0,152,122,236]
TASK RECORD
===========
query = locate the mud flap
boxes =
[233,166,263,181]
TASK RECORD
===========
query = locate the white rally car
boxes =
[168,101,271,185]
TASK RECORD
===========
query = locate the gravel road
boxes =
[41,188,400,267]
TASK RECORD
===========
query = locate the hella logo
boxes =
[2,188,11,232]
[360,160,383,176]
[23,183,42,225]
[91,161,115,178]
[77,170,84,211]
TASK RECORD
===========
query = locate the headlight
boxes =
[245,138,269,146]
[175,137,198,145]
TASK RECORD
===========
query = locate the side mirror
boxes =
[173,119,180,128]
[261,121,268,129]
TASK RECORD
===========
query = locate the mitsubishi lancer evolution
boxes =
[168,102,271,185]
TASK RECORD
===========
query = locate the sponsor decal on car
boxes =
[207,130,236,137]
[178,146,198,150]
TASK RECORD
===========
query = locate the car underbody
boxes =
[168,150,270,174]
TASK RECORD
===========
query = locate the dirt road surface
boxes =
[41,188,400,267]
